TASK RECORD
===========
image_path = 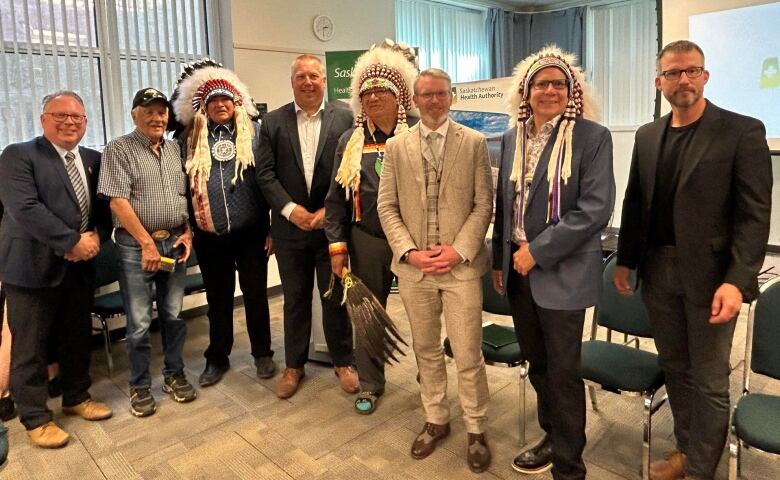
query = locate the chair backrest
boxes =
[747,275,780,383]
[594,252,653,338]
[94,241,120,288]
[481,270,513,316]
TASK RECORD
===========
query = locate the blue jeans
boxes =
[115,229,187,388]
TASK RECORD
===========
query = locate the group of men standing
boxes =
[0,38,772,480]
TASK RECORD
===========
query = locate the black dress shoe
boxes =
[255,356,276,379]
[48,375,62,398]
[512,435,553,474]
[0,396,17,421]
[198,363,229,387]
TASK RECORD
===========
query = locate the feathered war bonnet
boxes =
[171,58,259,189]
[334,39,419,208]
[507,45,599,225]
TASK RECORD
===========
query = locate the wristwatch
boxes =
[400,249,416,263]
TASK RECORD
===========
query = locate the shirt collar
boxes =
[419,118,450,139]
[209,119,235,136]
[526,114,561,136]
[132,129,166,149]
[50,142,79,160]
[294,100,325,118]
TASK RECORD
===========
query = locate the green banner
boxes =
[325,50,366,101]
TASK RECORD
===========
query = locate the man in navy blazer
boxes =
[255,54,356,399]
[492,47,615,479]
[0,91,112,449]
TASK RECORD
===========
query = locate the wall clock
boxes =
[313,15,334,42]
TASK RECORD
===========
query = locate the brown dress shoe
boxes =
[276,368,305,399]
[650,450,687,480]
[62,399,113,421]
[467,433,491,473]
[410,422,450,459]
[27,421,70,448]
[334,366,359,393]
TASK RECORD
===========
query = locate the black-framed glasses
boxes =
[659,66,705,81]
[530,79,568,91]
[44,112,87,124]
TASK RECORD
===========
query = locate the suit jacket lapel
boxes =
[314,103,333,169]
[676,102,719,192]
[284,104,305,176]
[405,124,426,202]
[439,120,463,189]
[40,137,78,205]
[640,114,669,209]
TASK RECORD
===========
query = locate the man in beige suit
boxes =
[377,68,494,473]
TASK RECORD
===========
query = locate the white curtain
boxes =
[0,0,211,149]
[587,0,657,128]
[396,0,490,83]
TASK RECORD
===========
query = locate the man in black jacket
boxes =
[256,54,356,399]
[615,41,772,480]
[0,91,113,448]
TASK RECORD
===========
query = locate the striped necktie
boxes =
[64,151,90,232]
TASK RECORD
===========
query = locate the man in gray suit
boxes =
[378,68,494,473]
[615,40,772,480]
[492,46,615,479]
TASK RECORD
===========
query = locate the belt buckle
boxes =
[151,229,170,241]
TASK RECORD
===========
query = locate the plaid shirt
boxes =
[98,130,188,231]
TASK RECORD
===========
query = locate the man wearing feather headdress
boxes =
[170,60,275,388]
[324,39,418,416]
[491,45,615,478]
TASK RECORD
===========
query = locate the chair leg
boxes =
[588,384,599,412]
[519,361,529,447]
[642,391,653,480]
[96,314,113,376]
[728,429,740,480]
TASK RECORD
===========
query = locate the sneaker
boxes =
[163,373,197,403]
[129,387,157,417]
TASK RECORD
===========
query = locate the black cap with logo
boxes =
[132,88,170,109]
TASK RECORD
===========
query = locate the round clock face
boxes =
[313,15,334,42]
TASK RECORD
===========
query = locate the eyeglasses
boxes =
[417,90,451,100]
[530,79,568,91]
[44,112,87,124]
[361,89,394,99]
[658,66,705,81]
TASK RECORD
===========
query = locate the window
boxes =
[396,0,490,83]
[0,0,211,149]
[586,0,657,128]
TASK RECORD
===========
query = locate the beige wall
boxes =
[228,0,396,110]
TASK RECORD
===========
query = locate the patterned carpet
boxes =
[1,274,779,479]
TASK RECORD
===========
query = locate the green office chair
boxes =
[581,253,666,480]
[729,275,780,479]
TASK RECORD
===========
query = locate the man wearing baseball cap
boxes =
[98,87,197,417]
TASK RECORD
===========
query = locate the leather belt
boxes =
[117,225,184,241]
